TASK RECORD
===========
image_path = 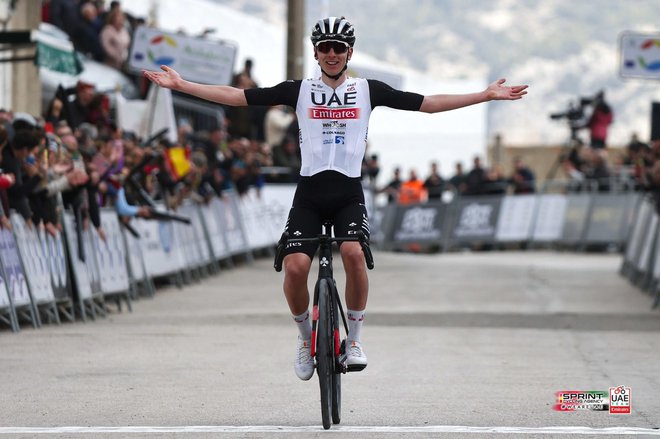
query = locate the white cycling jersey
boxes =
[297,77,370,177]
[244,77,423,178]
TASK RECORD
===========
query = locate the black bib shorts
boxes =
[282,170,370,259]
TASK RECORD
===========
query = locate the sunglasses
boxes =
[316,41,349,54]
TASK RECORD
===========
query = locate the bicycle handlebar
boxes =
[273,231,374,272]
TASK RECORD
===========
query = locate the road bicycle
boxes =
[274,222,374,429]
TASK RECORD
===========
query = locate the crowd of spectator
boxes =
[376,131,660,207]
[43,0,140,75]
[378,155,538,205]
[3,2,660,231]
[0,1,310,242]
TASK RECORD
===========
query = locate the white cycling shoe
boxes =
[294,336,314,381]
[346,340,367,372]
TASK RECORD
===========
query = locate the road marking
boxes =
[0,426,658,435]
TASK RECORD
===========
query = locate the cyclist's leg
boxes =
[281,206,321,315]
[334,204,369,370]
[281,206,322,380]
[334,204,370,311]
[283,253,313,315]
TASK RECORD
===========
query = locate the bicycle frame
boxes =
[274,223,373,429]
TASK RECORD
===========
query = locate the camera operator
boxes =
[582,90,613,149]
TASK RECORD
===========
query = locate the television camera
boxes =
[550,98,595,139]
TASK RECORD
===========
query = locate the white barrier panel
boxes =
[200,198,230,260]
[174,213,203,270]
[652,221,660,282]
[531,194,567,242]
[387,203,447,245]
[495,195,537,242]
[122,226,147,282]
[0,272,10,308]
[450,197,502,243]
[623,198,653,267]
[180,202,212,265]
[216,194,250,255]
[135,217,185,277]
[10,216,56,305]
[636,213,658,273]
[62,212,99,300]
[238,190,276,249]
[94,210,130,294]
[260,185,295,241]
[0,227,31,308]
[561,194,591,243]
[45,231,69,300]
[584,194,639,244]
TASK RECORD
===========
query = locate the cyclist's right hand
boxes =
[143,65,182,90]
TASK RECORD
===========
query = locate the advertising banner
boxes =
[10,216,55,305]
[532,194,567,242]
[0,270,10,309]
[95,211,130,294]
[495,195,537,242]
[135,217,184,277]
[45,231,69,300]
[619,32,660,80]
[561,195,591,243]
[217,194,250,255]
[200,199,230,260]
[0,228,31,307]
[388,203,446,245]
[636,214,658,273]
[451,196,502,243]
[129,26,237,85]
[180,202,212,265]
[584,194,639,244]
[62,213,99,300]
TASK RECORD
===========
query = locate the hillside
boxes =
[209,0,660,146]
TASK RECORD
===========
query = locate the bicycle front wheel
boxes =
[317,279,333,430]
[331,282,341,425]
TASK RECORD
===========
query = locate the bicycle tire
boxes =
[331,282,341,425]
[317,279,333,430]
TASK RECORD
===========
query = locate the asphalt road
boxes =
[1,250,659,438]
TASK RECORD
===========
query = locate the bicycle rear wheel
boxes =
[331,282,341,425]
[317,279,333,430]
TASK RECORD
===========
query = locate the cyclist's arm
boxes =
[143,65,247,106]
[419,78,527,113]
[178,81,247,106]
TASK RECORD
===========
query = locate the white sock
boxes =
[347,309,365,343]
[293,310,311,340]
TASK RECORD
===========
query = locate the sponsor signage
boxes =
[129,26,237,85]
[619,32,660,80]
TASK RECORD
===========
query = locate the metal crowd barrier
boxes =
[0,188,293,333]
[3,186,655,332]
[374,192,640,253]
[619,195,660,308]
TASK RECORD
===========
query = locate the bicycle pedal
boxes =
[346,363,367,373]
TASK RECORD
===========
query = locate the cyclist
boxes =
[143,16,527,381]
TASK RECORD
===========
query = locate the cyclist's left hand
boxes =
[486,78,528,101]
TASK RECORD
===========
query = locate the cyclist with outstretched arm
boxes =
[144,16,527,381]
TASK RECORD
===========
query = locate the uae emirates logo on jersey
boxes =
[308,107,360,119]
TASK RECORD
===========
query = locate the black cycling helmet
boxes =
[310,16,355,47]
